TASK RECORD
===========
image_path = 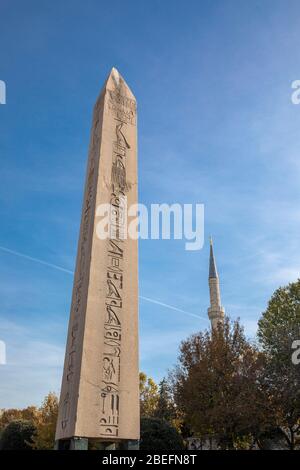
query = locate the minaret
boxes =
[207,237,225,329]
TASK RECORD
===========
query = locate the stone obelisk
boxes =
[55,68,139,449]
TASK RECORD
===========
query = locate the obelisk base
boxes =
[54,437,88,450]
[119,440,140,450]
[97,441,116,450]
[54,439,139,450]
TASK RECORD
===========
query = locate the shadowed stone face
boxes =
[56,68,139,441]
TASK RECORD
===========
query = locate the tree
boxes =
[140,417,184,451]
[171,317,271,449]
[139,372,159,417]
[31,392,59,450]
[154,379,175,421]
[0,406,39,434]
[140,373,184,432]
[0,409,23,432]
[0,395,57,450]
[153,378,185,433]
[258,280,300,358]
[258,280,300,450]
[0,420,36,450]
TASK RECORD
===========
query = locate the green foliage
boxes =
[257,280,300,449]
[0,420,36,450]
[139,372,159,417]
[154,379,176,422]
[140,417,184,451]
[258,279,300,359]
[0,392,58,450]
[258,280,300,361]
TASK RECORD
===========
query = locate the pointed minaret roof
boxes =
[209,237,218,279]
[208,237,225,329]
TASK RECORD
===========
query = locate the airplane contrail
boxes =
[0,245,207,322]
[139,296,208,321]
[0,246,74,275]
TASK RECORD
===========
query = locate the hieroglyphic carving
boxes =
[59,101,101,431]
[107,90,136,125]
[100,97,131,437]
[100,237,123,437]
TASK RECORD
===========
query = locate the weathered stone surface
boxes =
[55,68,139,441]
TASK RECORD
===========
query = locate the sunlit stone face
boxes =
[55,68,139,441]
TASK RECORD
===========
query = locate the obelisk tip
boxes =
[104,67,136,101]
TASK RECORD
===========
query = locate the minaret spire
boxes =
[207,237,225,329]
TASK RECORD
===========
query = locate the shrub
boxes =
[140,417,184,451]
[0,420,36,450]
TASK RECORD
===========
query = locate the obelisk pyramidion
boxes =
[55,68,139,448]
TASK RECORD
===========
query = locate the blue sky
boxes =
[1,0,300,408]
